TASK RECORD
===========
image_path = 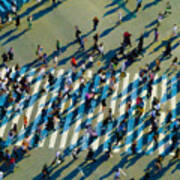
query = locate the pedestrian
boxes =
[154,58,160,71]
[172,24,178,36]
[15,14,20,28]
[1,52,8,63]
[114,168,127,180]
[119,42,125,57]
[75,26,81,44]
[42,53,48,67]
[144,168,150,179]
[115,119,127,145]
[71,56,77,69]
[53,56,58,67]
[154,155,163,173]
[92,16,99,31]
[93,33,99,44]
[171,133,178,151]
[21,137,30,156]
[136,0,142,12]
[157,12,163,27]
[169,57,178,71]
[36,44,43,60]
[8,47,14,61]
[51,149,64,166]
[171,148,180,161]
[79,36,85,50]
[42,164,50,179]
[118,10,122,24]
[131,140,137,154]
[164,40,172,57]
[11,3,17,15]
[123,31,132,47]
[85,147,96,163]
[137,33,144,56]
[164,1,172,16]
[101,99,106,111]
[98,43,104,56]
[166,110,172,125]
[147,81,152,98]
[34,129,40,147]
[71,147,81,160]
[56,39,61,56]
[154,28,159,42]
[12,123,18,137]
[109,75,116,92]
[27,15,32,29]
[106,142,113,158]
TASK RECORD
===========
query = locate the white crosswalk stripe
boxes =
[146,75,158,154]
[48,70,65,148]
[125,74,139,152]
[92,77,110,151]
[158,75,167,155]
[113,73,130,153]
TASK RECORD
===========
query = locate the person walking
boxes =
[42,164,50,179]
[92,16,99,31]
[154,58,160,71]
[118,10,122,24]
[157,12,163,27]
[8,47,14,61]
[123,31,132,47]
[164,40,172,57]
[169,57,178,71]
[98,43,104,56]
[85,147,96,163]
[172,24,178,36]
[15,14,20,28]
[154,28,159,42]
[56,39,61,56]
[137,33,144,56]
[75,26,81,44]
[164,1,172,16]
[136,0,142,12]
[114,168,127,180]
[27,15,32,29]
[51,150,64,166]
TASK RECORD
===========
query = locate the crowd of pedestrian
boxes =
[0,0,179,179]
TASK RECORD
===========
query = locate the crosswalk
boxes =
[0,66,179,156]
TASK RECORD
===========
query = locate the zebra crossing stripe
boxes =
[136,84,148,153]
[0,68,9,138]
[59,98,73,150]
[81,74,100,150]
[103,73,119,151]
[169,75,177,156]
[125,74,139,153]
[69,78,90,150]
[16,76,34,143]
[59,70,82,150]
[113,73,130,153]
[146,75,158,154]
[48,70,64,148]
[30,70,55,147]
[158,75,167,155]
[92,72,110,151]
[39,69,64,147]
